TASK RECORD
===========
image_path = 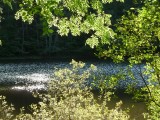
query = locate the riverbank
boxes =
[0,56,105,64]
[0,51,101,62]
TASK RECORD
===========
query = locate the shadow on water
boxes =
[113,93,147,120]
[0,88,43,115]
[0,88,148,120]
[93,90,148,120]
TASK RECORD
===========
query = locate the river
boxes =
[0,59,147,119]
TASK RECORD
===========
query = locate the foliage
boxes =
[0,0,160,119]
[96,0,160,63]
[0,96,15,120]
[140,58,160,120]
[106,0,160,119]
[15,60,129,120]
[0,40,2,46]
[143,87,160,120]
[0,60,130,120]
[0,1,93,57]
[0,0,138,57]
[15,0,124,47]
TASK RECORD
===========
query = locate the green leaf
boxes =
[158,31,160,40]
[0,40,2,46]
[86,36,99,48]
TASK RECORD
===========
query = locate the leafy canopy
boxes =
[15,0,160,64]
[98,0,160,63]
[15,0,124,44]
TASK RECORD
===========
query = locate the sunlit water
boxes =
[0,62,68,91]
[0,60,148,119]
[0,61,146,91]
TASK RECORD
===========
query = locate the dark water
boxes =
[0,60,147,119]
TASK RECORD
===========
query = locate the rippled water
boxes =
[0,61,68,91]
[0,60,147,91]
[0,60,147,119]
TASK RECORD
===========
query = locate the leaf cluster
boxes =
[0,60,130,120]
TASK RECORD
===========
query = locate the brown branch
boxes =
[134,65,160,107]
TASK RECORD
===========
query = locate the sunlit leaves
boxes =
[91,0,103,13]
[15,10,34,24]
[57,18,70,36]
[15,0,123,47]
[0,96,15,120]
[157,30,160,40]
[102,0,124,3]
[63,0,89,16]
[0,40,2,46]
[86,36,99,49]
[113,1,160,119]
[103,0,160,63]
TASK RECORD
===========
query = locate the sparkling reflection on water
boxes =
[0,60,147,119]
[0,61,146,91]
[0,61,68,91]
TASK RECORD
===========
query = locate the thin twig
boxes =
[134,65,160,107]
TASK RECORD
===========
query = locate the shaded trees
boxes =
[0,0,138,58]
[15,0,125,53]
[0,1,92,58]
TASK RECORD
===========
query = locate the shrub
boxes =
[0,96,15,120]
[14,60,130,120]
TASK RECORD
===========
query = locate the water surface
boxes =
[0,60,148,119]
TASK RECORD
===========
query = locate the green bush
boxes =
[1,60,160,120]
[14,60,130,120]
[0,60,130,120]
[0,96,14,120]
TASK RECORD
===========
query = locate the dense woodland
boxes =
[0,0,140,58]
